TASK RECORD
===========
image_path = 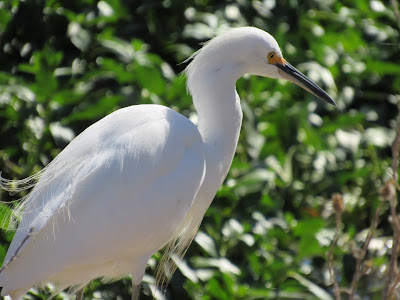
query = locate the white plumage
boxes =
[0,27,334,299]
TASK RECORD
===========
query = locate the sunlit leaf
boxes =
[289,271,333,300]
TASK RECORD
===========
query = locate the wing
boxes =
[0,104,206,297]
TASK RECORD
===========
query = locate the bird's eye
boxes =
[267,51,284,65]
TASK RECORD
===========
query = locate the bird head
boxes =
[186,27,335,106]
[264,48,336,106]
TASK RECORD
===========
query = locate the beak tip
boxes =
[276,61,337,108]
[326,97,337,106]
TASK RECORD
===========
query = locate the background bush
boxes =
[0,0,399,299]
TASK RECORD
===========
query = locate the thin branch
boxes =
[391,104,400,184]
[383,3,400,296]
[391,0,400,31]
[328,206,342,300]
[384,188,400,299]
[383,102,400,299]
[386,271,400,299]
[349,200,385,300]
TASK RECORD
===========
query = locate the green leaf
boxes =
[195,231,218,257]
[66,94,122,121]
[288,272,333,300]
[135,65,165,95]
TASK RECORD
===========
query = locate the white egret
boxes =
[0,27,335,300]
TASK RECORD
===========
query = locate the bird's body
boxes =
[0,105,209,298]
[0,27,334,299]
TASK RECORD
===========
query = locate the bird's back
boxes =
[0,104,206,299]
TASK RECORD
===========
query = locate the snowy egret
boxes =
[0,27,335,300]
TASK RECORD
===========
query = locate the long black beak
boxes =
[275,61,336,106]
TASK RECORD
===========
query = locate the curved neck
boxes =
[189,68,243,196]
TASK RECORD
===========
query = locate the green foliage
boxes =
[0,0,399,299]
